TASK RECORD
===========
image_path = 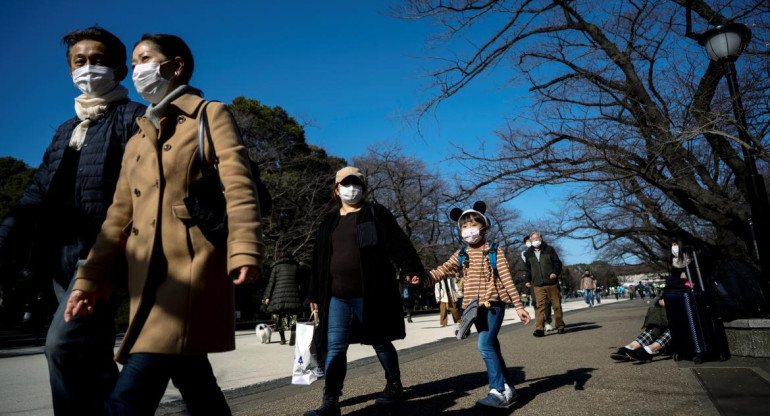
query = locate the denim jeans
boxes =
[584,289,594,306]
[108,353,230,416]
[595,291,601,304]
[45,273,118,415]
[475,303,514,392]
[325,296,400,397]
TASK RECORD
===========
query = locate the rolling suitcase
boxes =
[663,249,730,364]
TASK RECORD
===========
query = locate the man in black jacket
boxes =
[0,27,145,414]
[523,233,566,336]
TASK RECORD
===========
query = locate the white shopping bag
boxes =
[292,312,320,385]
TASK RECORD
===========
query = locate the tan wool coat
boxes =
[74,93,264,362]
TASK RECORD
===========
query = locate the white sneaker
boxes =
[544,324,554,332]
[503,383,517,403]
[477,388,515,408]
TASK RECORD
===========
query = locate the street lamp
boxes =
[699,23,770,298]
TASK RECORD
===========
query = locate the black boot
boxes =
[304,393,340,416]
[375,377,404,405]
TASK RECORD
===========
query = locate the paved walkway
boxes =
[3,296,769,415]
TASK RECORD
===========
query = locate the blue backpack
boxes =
[457,242,499,272]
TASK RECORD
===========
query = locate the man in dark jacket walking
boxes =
[523,233,566,336]
[0,27,145,415]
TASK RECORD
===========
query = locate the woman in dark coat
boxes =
[304,166,427,416]
[264,254,303,345]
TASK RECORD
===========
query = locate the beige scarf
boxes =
[69,85,129,150]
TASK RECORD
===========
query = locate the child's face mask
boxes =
[461,223,483,244]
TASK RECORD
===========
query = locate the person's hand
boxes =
[517,308,531,325]
[309,302,318,313]
[405,275,422,286]
[233,265,259,285]
[525,282,531,288]
[549,273,557,279]
[264,298,270,305]
[64,289,97,322]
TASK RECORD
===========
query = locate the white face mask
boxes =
[461,227,482,244]
[72,65,115,97]
[525,241,532,248]
[672,245,680,257]
[338,184,363,205]
[132,61,172,104]
[532,240,542,248]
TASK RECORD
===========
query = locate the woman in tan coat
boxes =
[64,34,263,415]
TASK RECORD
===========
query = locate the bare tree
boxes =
[400,0,770,265]
[353,142,455,265]
[353,142,526,267]
[229,98,346,263]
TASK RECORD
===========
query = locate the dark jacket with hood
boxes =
[308,202,427,348]
[264,257,304,313]
[523,242,563,287]
[0,99,145,292]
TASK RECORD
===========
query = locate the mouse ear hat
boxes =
[452,201,489,228]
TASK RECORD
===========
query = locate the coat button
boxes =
[163,144,172,151]
[134,188,141,197]
[178,116,186,124]
[154,179,160,188]
[136,155,141,162]
[132,227,139,235]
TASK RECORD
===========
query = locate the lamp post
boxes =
[699,23,770,297]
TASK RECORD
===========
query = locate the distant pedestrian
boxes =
[264,253,304,345]
[402,283,414,323]
[579,270,596,307]
[524,232,565,336]
[595,284,602,304]
[434,275,461,327]
[521,236,553,331]
[424,201,530,409]
[455,272,464,314]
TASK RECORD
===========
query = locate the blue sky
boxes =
[0,1,597,264]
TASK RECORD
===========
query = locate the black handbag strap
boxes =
[198,101,219,173]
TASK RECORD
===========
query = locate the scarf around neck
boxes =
[69,85,129,150]
[145,85,202,129]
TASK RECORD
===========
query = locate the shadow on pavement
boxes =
[341,369,496,415]
[513,367,596,408]
[562,322,601,334]
[340,366,596,415]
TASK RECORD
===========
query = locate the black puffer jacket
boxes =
[264,257,304,313]
[0,99,146,291]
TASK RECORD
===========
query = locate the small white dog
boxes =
[256,323,273,344]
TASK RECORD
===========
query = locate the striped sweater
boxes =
[429,241,524,310]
